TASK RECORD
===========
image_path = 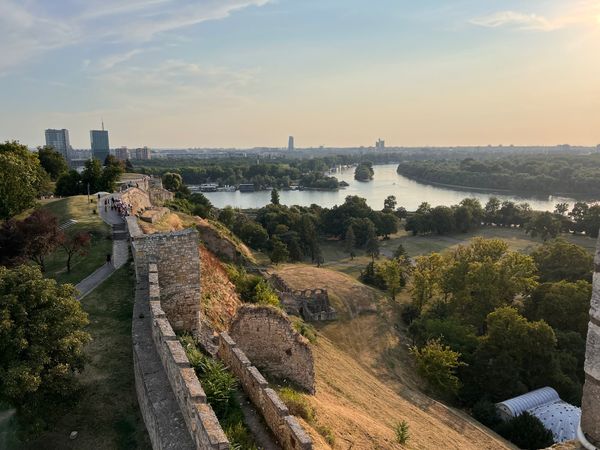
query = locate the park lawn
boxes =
[23,265,150,450]
[320,226,597,278]
[40,195,112,285]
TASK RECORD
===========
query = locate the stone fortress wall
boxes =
[229,305,316,394]
[580,237,600,448]
[124,186,314,450]
[218,331,313,450]
[128,217,230,449]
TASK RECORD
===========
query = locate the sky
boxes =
[1,0,599,149]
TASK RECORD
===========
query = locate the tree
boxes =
[0,219,26,267]
[270,237,289,264]
[218,206,236,228]
[530,238,592,282]
[344,225,356,259]
[55,170,82,197]
[61,232,91,273]
[37,146,68,181]
[81,158,103,194]
[484,197,501,224]
[162,172,183,192]
[0,265,91,430]
[100,158,124,192]
[430,206,455,234]
[496,412,554,450]
[377,212,399,239]
[125,159,134,171]
[376,259,407,301]
[354,162,374,181]
[554,202,570,216]
[525,281,591,337]
[0,141,46,220]
[410,339,466,398]
[365,225,379,261]
[410,253,444,313]
[383,195,397,212]
[393,243,407,260]
[271,188,280,205]
[525,211,562,241]
[19,209,64,272]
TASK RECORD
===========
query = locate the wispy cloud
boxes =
[470,11,560,31]
[470,2,600,32]
[0,0,271,74]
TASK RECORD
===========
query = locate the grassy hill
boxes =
[272,265,513,449]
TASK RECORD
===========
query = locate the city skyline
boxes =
[1,0,600,148]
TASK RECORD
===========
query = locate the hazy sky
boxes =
[1,0,599,149]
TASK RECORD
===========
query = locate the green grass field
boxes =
[320,226,597,278]
[35,196,112,285]
[20,265,150,450]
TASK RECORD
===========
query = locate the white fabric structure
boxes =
[496,387,581,443]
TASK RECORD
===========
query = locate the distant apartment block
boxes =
[45,128,72,161]
[115,146,129,161]
[288,136,294,151]
[375,138,385,150]
[90,128,110,163]
[131,146,151,160]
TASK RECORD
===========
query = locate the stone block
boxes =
[284,415,313,450]
[181,367,206,403]
[166,340,191,368]
[581,376,600,447]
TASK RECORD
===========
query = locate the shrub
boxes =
[401,303,420,325]
[472,400,501,429]
[410,339,466,398]
[292,317,318,343]
[394,420,410,445]
[278,387,315,423]
[496,412,554,449]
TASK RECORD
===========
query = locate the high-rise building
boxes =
[44,128,71,161]
[115,147,129,161]
[288,136,294,151]
[132,146,151,160]
[90,123,110,163]
[375,138,385,150]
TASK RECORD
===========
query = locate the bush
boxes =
[401,303,420,325]
[278,387,315,423]
[410,339,466,398]
[292,317,318,343]
[497,412,554,450]
[394,420,410,445]
[472,400,501,429]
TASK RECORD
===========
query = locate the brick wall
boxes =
[229,305,315,393]
[218,332,312,450]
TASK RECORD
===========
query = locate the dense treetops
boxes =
[397,153,600,195]
[0,141,48,219]
[354,161,374,181]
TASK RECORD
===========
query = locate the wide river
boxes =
[202,164,576,211]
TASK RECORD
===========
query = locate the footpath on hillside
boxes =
[76,194,129,299]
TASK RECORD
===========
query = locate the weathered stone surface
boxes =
[584,322,600,381]
[591,272,600,320]
[131,228,201,332]
[229,305,315,394]
[581,375,600,447]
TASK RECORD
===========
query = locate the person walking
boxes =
[106,253,112,265]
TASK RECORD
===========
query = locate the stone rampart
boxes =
[229,305,315,394]
[217,332,312,450]
[147,264,229,449]
[130,228,201,332]
[121,187,152,215]
[580,236,600,447]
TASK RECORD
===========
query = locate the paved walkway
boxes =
[75,194,130,299]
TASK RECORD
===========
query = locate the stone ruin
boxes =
[270,274,337,322]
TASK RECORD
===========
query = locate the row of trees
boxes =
[397,153,600,195]
[55,156,124,197]
[406,196,600,239]
[216,195,401,265]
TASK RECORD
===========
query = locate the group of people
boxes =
[103,196,132,218]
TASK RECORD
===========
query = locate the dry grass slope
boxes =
[273,265,513,450]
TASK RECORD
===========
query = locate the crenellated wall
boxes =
[580,236,600,448]
[229,305,315,394]
[218,331,313,450]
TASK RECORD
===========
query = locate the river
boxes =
[202,164,576,211]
